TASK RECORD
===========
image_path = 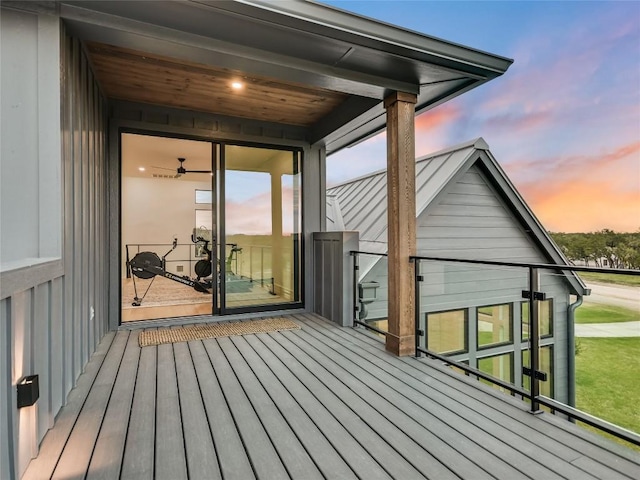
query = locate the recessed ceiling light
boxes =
[138,167,146,172]
[231,81,244,90]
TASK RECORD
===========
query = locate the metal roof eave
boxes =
[58,0,512,150]
[320,77,484,154]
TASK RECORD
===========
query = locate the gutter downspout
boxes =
[567,294,585,410]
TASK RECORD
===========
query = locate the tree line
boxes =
[550,229,640,269]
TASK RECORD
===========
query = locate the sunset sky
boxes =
[324,1,640,233]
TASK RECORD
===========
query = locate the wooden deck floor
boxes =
[24,313,639,479]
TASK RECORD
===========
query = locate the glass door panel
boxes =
[222,145,301,311]
[120,133,214,322]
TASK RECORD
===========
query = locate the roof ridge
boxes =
[327,137,487,191]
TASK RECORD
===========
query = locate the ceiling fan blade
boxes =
[185,169,212,174]
[151,165,175,171]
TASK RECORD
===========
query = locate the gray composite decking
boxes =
[23,313,639,480]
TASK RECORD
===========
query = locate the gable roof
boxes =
[327,138,589,295]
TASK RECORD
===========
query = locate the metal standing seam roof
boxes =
[327,138,588,295]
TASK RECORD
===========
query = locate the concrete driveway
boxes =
[584,282,640,311]
[575,282,640,337]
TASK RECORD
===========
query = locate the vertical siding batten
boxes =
[1,299,15,479]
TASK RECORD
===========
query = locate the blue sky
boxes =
[323,1,640,233]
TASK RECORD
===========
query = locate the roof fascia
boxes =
[323,77,485,154]
[231,1,514,77]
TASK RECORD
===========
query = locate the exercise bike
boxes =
[127,236,213,307]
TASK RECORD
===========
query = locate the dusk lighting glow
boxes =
[324,1,640,233]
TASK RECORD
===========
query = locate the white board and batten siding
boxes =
[1,6,110,478]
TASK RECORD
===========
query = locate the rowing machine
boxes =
[128,237,212,307]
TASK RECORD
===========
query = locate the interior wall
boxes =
[0,12,109,478]
[122,176,212,275]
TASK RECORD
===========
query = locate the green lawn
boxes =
[579,271,640,287]
[575,303,639,324]
[575,337,640,450]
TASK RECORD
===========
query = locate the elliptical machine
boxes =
[127,236,213,306]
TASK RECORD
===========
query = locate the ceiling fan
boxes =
[176,157,211,175]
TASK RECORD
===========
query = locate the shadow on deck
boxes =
[24,313,639,479]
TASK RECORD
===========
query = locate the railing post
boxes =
[249,246,253,282]
[414,258,423,358]
[261,247,264,286]
[529,266,542,413]
[353,252,360,326]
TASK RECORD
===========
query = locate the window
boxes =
[522,346,554,398]
[195,189,212,204]
[477,304,512,348]
[426,309,467,354]
[478,352,514,392]
[522,299,553,340]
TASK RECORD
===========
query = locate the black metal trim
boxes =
[411,255,640,276]
[537,396,640,447]
[416,346,529,397]
[354,319,388,337]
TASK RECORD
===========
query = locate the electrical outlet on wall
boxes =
[177,265,183,272]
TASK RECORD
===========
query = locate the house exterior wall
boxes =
[107,102,324,328]
[0,9,109,477]
[361,165,572,402]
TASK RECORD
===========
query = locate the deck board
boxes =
[121,339,156,479]
[310,314,640,477]
[86,331,139,480]
[192,339,257,480]
[24,313,640,480]
[232,334,357,480]
[22,332,115,480]
[173,341,221,480]
[299,315,593,479]
[154,343,188,480]
[258,332,427,479]
[52,331,129,479]
[221,336,324,480]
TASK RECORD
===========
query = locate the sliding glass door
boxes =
[221,145,301,311]
[120,133,302,322]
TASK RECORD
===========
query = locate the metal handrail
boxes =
[411,254,640,446]
[350,250,640,445]
[415,345,530,398]
[411,255,640,276]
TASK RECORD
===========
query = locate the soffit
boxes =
[86,42,348,127]
[59,0,513,152]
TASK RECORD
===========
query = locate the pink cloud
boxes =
[225,187,298,235]
[510,141,640,232]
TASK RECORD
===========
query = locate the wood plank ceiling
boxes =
[86,42,349,127]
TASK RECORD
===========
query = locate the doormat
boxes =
[139,317,300,347]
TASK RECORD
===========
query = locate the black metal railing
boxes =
[411,255,640,447]
[350,249,640,447]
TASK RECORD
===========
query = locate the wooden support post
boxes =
[384,91,417,356]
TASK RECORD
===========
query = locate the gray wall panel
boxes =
[0,13,109,478]
[312,232,358,326]
[1,298,15,480]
